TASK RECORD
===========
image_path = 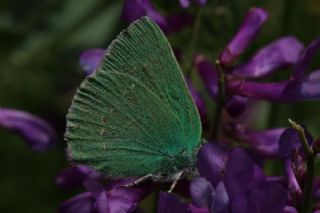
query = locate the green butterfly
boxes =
[65,17,202,190]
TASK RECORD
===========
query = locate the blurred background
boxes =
[0,0,320,212]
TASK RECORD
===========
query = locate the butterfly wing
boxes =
[65,17,202,178]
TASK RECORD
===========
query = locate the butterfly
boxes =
[65,17,202,191]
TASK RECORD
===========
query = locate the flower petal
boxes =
[189,204,210,213]
[292,37,320,81]
[228,70,320,102]
[227,124,285,157]
[80,49,105,76]
[122,0,169,32]
[278,127,313,159]
[284,159,302,200]
[157,192,190,213]
[224,148,287,213]
[195,55,218,99]
[0,108,57,151]
[84,181,109,213]
[190,177,215,208]
[197,142,229,187]
[232,36,304,78]
[283,206,298,213]
[106,186,149,213]
[224,95,248,117]
[179,0,207,7]
[59,192,95,213]
[219,8,268,65]
[56,165,104,190]
[179,0,191,8]
[211,182,229,213]
[228,80,287,101]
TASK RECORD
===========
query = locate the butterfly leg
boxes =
[124,174,153,187]
[168,170,184,193]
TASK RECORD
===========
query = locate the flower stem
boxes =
[210,60,226,140]
[289,119,314,213]
[184,7,202,76]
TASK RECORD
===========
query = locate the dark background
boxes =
[0,0,320,212]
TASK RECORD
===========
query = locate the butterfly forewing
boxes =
[66,17,202,178]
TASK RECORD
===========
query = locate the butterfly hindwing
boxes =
[66,17,202,178]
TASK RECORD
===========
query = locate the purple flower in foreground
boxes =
[158,191,210,213]
[179,0,207,8]
[122,0,193,34]
[278,127,313,202]
[56,165,104,190]
[190,178,229,213]
[278,127,313,159]
[191,144,288,213]
[224,148,287,213]
[60,180,149,213]
[283,206,298,213]
[0,108,57,151]
[158,192,190,213]
[79,49,105,76]
[225,123,285,157]
[196,143,229,187]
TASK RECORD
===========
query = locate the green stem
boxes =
[184,7,202,76]
[288,119,313,156]
[289,119,315,213]
[210,60,226,140]
[301,156,315,213]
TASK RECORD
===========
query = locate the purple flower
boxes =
[179,0,207,8]
[225,123,285,158]
[231,36,304,78]
[219,8,268,65]
[122,0,193,34]
[0,108,57,151]
[158,191,211,213]
[158,192,190,213]
[224,148,287,213]
[278,127,313,159]
[283,206,298,213]
[187,79,206,121]
[195,55,218,99]
[284,158,302,201]
[190,178,229,213]
[122,0,168,31]
[60,180,149,213]
[228,38,320,102]
[192,144,288,213]
[56,165,104,190]
[224,95,248,118]
[79,49,105,76]
[197,143,229,187]
[278,126,314,202]
[195,54,251,117]
[59,192,96,213]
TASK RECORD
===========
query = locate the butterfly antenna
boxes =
[168,170,184,193]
